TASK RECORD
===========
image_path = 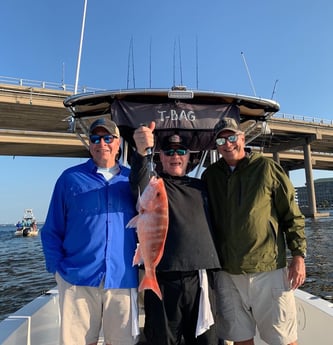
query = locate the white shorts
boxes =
[215,268,297,345]
[56,273,137,345]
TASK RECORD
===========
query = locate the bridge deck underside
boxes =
[1,87,333,171]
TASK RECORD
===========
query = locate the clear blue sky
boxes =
[1,0,333,224]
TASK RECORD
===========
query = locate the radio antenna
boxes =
[61,62,66,90]
[271,79,279,99]
[173,39,176,86]
[195,35,199,89]
[149,37,152,88]
[127,36,136,88]
[178,37,183,86]
[241,51,257,96]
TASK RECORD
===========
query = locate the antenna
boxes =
[241,51,257,96]
[195,35,199,89]
[131,38,135,88]
[271,79,279,99]
[173,39,176,86]
[74,0,88,94]
[127,38,131,88]
[149,37,152,88]
[127,37,136,88]
[61,62,66,90]
[178,37,183,86]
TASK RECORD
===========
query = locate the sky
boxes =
[0,0,333,224]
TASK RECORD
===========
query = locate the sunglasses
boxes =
[89,134,117,144]
[216,134,238,146]
[163,149,188,156]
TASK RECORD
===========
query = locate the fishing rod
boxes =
[241,51,257,96]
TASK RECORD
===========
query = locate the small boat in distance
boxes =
[14,209,39,237]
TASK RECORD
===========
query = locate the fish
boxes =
[127,175,169,300]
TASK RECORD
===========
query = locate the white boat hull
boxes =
[0,288,332,345]
[14,228,39,237]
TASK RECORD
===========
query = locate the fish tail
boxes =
[139,274,162,300]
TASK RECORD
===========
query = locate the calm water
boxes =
[0,215,333,322]
[0,224,55,322]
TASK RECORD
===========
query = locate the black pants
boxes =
[143,270,218,345]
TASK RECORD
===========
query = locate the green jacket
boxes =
[202,152,306,274]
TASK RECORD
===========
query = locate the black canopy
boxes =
[64,88,279,152]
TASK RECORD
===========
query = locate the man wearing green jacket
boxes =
[202,117,306,345]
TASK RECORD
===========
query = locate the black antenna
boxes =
[271,79,279,99]
[61,62,66,90]
[127,38,131,88]
[195,36,199,89]
[178,37,183,86]
[149,37,152,88]
[127,37,136,88]
[131,38,135,88]
[173,39,176,86]
[241,51,257,96]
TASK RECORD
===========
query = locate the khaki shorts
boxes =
[215,268,297,345]
[56,273,137,345]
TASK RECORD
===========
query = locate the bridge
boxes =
[1,77,333,217]
[0,76,104,158]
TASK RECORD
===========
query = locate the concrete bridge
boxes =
[1,79,333,217]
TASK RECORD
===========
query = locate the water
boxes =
[303,214,333,300]
[0,215,333,323]
[0,224,55,322]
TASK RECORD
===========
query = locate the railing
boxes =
[273,112,333,126]
[0,75,105,94]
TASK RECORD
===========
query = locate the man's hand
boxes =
[288,255,306,289]
[133,121,156,156]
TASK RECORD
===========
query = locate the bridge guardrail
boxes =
[0,75,105,94]
[273,113,333,126]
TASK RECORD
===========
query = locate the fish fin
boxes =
[132,244,144,266]
[126,215,139,228]
[139,274,162,300]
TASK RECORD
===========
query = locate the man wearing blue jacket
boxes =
[41,117,139,345]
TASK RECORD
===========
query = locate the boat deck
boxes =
[1,287,333,345]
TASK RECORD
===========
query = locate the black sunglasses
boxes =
[216,134,238,146]
[89,134,117,144]
[163,149,188,156]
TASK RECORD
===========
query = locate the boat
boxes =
[0,287,332,344]
[1,88,332,343]
[14,209,39,237]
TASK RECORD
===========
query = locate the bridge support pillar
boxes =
[273,151,280,164]
[273,151,291,177]
[303,142,317,217]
